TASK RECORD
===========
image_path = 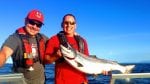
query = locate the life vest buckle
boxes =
[24,53,34,71]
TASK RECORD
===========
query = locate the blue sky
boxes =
[0,0,150,63]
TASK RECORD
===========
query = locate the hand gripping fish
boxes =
[60,44,135,75]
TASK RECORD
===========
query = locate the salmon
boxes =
[60,44,135,75]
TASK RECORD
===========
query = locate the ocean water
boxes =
[0,63,150,84]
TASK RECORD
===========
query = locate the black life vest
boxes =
[57,31,84,53]
[57,31,84,62]
[15,27,45,68]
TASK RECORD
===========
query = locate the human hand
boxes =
[102,70,110,75]
[55,49,62,58]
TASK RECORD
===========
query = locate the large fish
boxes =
[60,44,135,75]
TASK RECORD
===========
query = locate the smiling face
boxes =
[62,15,76,37]
[25,19,42,37]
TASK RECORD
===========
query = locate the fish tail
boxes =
[124,65,135,74]
[122,65,135,82]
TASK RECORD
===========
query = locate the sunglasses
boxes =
[28,20,42,28]
[63,21,76,25]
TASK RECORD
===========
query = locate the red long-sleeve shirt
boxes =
[45,35,89,84]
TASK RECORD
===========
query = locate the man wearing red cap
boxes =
[0,9,48,84]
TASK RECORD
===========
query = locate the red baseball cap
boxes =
[26,9,44,24]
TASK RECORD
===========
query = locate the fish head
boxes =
[60,45,76,59]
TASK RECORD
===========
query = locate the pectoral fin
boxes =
[75,61,83,67]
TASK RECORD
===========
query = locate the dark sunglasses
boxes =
[28,20,42,28]
[63,21,76,25]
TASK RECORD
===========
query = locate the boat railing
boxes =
[0,73,26,84]
[110,73,150,84]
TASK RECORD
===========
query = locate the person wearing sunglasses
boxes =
[45,14,89,84]
[0,9,48,84]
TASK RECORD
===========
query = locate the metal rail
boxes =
[110,73,150,84]
[0,73,27,84]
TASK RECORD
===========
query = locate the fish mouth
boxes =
[60,45,76,59]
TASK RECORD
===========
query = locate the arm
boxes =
[45,49,62,64]
[44,35,63,64]
[0,46,13,67]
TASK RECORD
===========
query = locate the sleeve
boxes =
[45,35,59,55]
[40,33,49,42]
[1,34,20,52]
